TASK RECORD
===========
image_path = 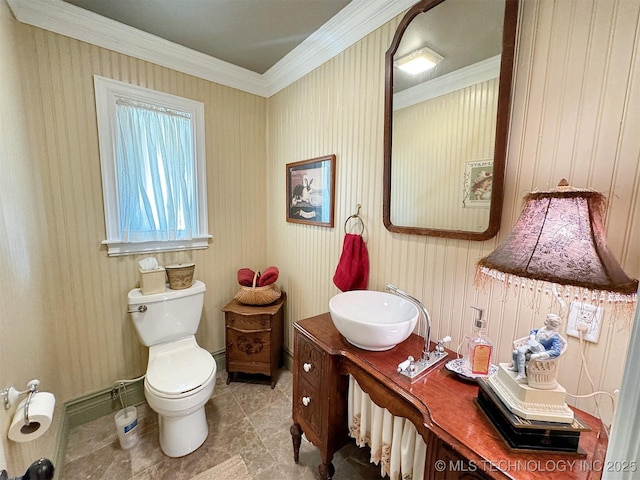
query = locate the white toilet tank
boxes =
[128,280,206,346]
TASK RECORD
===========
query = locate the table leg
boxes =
[290,423,302,463]
[318,462,335,480]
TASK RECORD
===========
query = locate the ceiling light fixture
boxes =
[394,46,444,75]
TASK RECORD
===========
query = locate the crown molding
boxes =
[393,55,502,110]
[6,0,415,98]
[6,0,268,96]
[262,0,415,97]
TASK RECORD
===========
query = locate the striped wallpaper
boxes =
[0,0,268,469]
[1,0,639,472]
[266,0,640,435]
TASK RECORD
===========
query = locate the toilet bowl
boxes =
[145,336,216,457]
[128,280,216,457]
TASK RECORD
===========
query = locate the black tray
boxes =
[476,378,590,453]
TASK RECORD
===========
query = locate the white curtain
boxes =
[115,100,194,243]
[348,375,426,480]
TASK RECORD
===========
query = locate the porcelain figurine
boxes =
[509,314,566,383]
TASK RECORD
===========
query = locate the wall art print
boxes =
[463,159,493,208]
[286,155,335,227]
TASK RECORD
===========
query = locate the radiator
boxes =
[348,375,427,480]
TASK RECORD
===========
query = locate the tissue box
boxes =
[139,267,166,295]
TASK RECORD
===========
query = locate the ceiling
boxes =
[8,0,415,96]
[394,0,504,92]
[62,0,352,75]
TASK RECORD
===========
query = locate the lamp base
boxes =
[487,364,574,424]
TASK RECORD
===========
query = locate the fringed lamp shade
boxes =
[476,181,638,306]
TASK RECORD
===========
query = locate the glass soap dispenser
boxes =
[463,306,493,377]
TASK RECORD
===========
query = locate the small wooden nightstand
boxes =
[222,292,286,388]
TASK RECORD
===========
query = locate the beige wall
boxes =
[0,0,267,470]
[267,0,639,436]
[1,0,639,473]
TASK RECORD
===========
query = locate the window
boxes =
[94,76,210,256]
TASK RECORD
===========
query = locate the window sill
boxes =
[102,236,211,257]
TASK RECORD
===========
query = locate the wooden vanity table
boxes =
[290,314,608,480]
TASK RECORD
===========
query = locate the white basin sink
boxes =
[329,290,419,351]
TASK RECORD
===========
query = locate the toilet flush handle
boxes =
[127,305,147,314]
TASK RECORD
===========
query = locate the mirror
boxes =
[383,0,518,240]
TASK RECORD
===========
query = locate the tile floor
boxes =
[61,368,384,479]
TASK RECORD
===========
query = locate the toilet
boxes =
[127,280,216,457]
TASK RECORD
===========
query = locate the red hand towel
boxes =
[258,266,279,286]
[333,234,369,292]
[237,268,256,287]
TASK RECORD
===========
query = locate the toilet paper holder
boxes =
[2,379,40,426]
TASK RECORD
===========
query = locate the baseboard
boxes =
[213,351,225,371]
[52,380,145,480]
[52,404,68,480]
[283,348,293,371]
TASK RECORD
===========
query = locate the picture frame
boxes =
[286,154,336,227]
[463,159,494,208]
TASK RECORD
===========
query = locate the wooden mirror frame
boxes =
[383,0,519,240]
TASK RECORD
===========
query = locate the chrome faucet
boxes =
[386,284,450,381]
[386,284,432,360]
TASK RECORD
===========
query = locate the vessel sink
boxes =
[329,290,419,351]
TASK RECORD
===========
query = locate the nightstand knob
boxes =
[302,396,311,407]
[303,362,312,372]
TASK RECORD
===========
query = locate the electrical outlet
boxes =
[566,301,603,343]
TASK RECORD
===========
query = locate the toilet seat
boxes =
[146,337,215,399]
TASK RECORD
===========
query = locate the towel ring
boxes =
[344,204,365,235]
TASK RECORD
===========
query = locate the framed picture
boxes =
[286,154,336,227]
[463,159,493,208]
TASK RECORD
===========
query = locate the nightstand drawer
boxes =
[226,328,271,365]
[294,376,324,440]
[295,335,325,388]
[226,312,272,331]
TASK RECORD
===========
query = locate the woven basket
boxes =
[165,263,195,290]
[234,272,281,306]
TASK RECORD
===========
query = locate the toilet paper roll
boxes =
[8,392,55,443]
